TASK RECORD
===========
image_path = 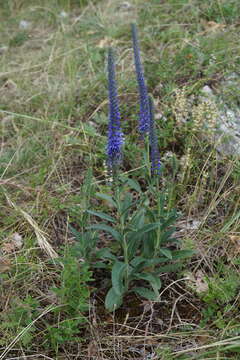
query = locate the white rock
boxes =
[201,85,214,97]
[0,46,8,54]
[12,233,23,249]
[59,11,68,18]
[19,20,30,29]
[199,76,240,156]
[118,2,132,10]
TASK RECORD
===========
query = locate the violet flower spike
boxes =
[131,23,150,135]
[149,96,161,176]
[106,48,124,173]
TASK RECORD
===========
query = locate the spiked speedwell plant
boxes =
[71,25,194,312]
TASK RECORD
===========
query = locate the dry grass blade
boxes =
[0,305,57,360]
[5,193,58,259]
[172,335,240,358]
[200,161,234,227]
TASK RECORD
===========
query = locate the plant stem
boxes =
[114,183,129,291]
[145,135,151,178]
[154,180,162,258]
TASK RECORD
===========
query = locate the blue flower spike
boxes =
[106,48,124,175]
[131,23,150,135]
[149,96,161,176]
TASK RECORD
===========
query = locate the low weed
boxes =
[200,264,240,329]
[0,248,92,354]
[45,248,92,352]
[0,296,40,347]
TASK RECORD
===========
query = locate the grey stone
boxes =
[200,74,240,156]
[201,85,214,97]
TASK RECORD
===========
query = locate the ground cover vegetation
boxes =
[0,0,240,359]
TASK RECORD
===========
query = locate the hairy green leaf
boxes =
[126,178,142,193]
[160,248,173,259]
[88,224,122,242]
[129,222,161,242]
[87,210,116,223]
[133,287,158,301]
[105,287,123,312]
[120,193,133,220]
[157,263,183,273]
[96,193,117,208]
[96,248,117,261]
[112,261,127,296]
[130,208,145,229]
[134,273,161,293]
[172,250,195,259]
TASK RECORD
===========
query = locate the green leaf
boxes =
[142,232,155,258]
[160,248,173,259]
[87,224,122,242]
[129,222,161,242]
[133,287,158,301]
[131,258,151,273]
[146,257,169,266]
[130,256,169,278]
[130,256,147,267]
[112,261,127,296]
[93,262,108,268]
[126,178,141,193]
[134,273,161,293]
[158,193,166,217]
[160,214,178,230]
[130,208,145,229]
[221,209,240,233]
[105,287,123,311]
[87,210,116,223]
[157,263,183,273]
[127,237,141,260]
[82,123,97,136]
[96,193,117,208]
[120,193,133,221]
[160,228,176,243]
[96,248,117,261]
[145,207,156,222]
[139,222,162,234]
[69,227,97,260]
[172,250,195,260]
[130,256,168,269]
[69,225,82,241]
[81,168,93,197]
[162,237,180,245]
